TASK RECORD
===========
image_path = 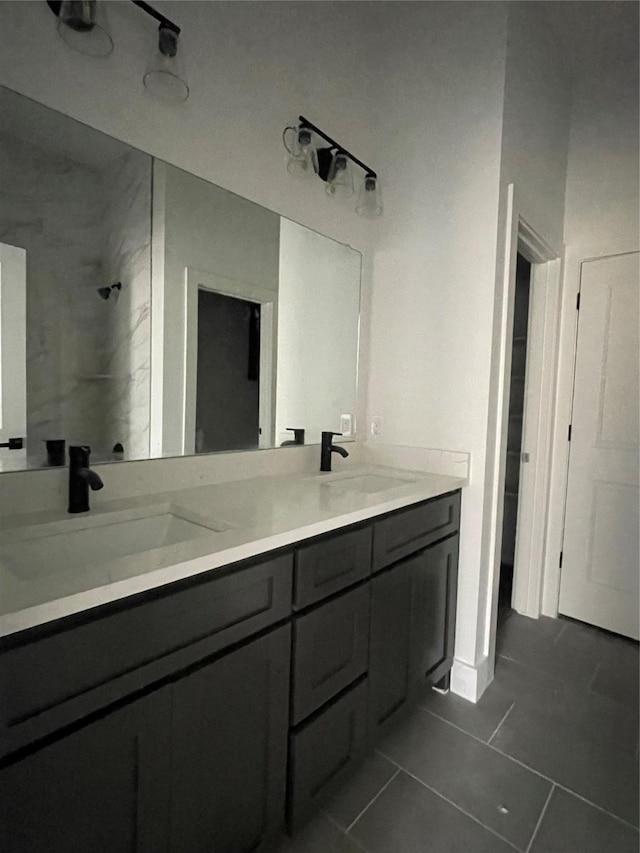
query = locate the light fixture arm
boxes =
[47,0,181,36]
[131,0,180,35]
[298,115,376,180]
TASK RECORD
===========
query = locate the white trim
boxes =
[512,256,562,617]
[451,655,492,704]
[484,183,518,674]
[182,267,275,455]
[0,243,27,468]
[518,218,559,264]
[485,184,563,683]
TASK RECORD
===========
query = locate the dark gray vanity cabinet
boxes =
[0,489,462,851]
[410,533,459,685]
[369,495,460,739]
[170,626,291,853]
[368,556,415,738]
[0,689,172,853]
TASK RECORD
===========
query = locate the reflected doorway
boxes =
[195,289,261,453]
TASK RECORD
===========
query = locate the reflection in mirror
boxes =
[153,162,361,457]
[0,86,152,471]
[0,87,362,473]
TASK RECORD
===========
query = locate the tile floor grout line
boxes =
[552,623,569,645]
[421,706,505,747]
[322,813,371,853]
[524,783,555,853]
[344,767,402,834]
[488,744,640,832]
[488,701,516,745]
[587,660,601,692]
[375,751,524,853]
[420,706,640,832]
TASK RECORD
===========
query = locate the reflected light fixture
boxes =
[46,0,113,57]
[283,116,381,217]
[47,0,189,101]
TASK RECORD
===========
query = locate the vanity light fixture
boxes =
[46,0,189,101]
[47,0,114,57]
[283,116,382,216]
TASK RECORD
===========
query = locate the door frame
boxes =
[182,267,276,455]
[511,227,562,617]
[0,242,27,470]
[486,185,562,671]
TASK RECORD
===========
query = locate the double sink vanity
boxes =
[0,460,465,852]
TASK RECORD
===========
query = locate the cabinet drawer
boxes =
[292,584,370,725]
[0,553,293,757]
[294,526,372,609]
[372,491,460,571]
[288,678,368,830]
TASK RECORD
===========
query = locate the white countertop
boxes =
[0,464,466,638]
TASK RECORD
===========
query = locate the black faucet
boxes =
[68,445,104,513]
[320,431,349,472]
[280,428,305,447]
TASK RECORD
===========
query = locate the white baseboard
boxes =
[450,655,493,703]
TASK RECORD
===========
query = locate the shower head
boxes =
[97,282,122,300]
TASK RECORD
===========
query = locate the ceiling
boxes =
[538,0,639,80]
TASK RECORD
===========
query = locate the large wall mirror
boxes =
[0,87,362,473]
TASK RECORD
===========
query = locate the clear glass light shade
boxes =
[284,126,316,180]
[356,175,383,217]
[55,0,113,57]
[325,152,354,198]
[143,27,190,103]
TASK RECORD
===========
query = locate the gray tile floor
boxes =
[276,610,639,853]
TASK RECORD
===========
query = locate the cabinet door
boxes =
[410,535,459,687]
[0,690,171,853]
[170,625,291,853]
[368,560,414,739]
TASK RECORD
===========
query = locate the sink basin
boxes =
[324,473,418,494]
[0,505,230,581]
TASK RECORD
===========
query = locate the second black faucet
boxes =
[68,445,104,513]
[320,431,349,472]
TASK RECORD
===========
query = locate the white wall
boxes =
[157,162,280,456]
[500,2,571,249]
[543,53,640,615]
[364,1,509,694]
[276,219,361,446]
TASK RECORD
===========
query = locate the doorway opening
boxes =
[195,289,261,453]
[499,253,532,619]
[182,268,275,456]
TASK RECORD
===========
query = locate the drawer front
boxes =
[372,491,460,571]
[294,525,372,609]
[0,553,293,757]
[288,678,368,830]
[292,584,370,725]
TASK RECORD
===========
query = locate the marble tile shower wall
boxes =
[0,134,152,465]
[0,134,106,462]
[101,150,152,462]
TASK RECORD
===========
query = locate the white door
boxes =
[0,243,27,469]
[559,252,639,639]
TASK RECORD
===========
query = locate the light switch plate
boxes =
[340,414,352,436]
[370,416,383,438]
